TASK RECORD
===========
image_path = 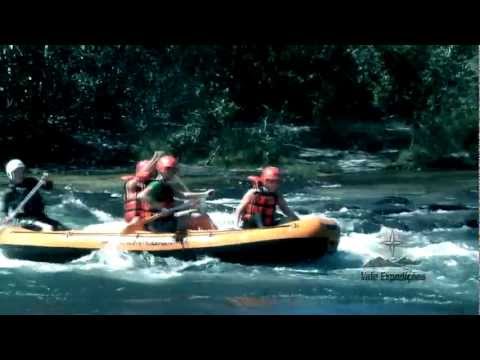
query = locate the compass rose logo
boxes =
[381,228,403,258]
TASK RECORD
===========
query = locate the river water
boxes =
[0,155,478,314]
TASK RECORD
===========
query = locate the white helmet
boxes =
[5,159,25,181]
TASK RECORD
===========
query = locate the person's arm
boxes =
[145,151,164,174]
[136,151,164,179]
[25,177,52,191]
[234,190,255,228]
[170,175,214,200]
[138,182,198,215]
[170,185,188,200]
[277,194,299,221]
[0,192,11,218]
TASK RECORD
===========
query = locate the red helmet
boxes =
[136,160,150,174]
[156,155,178,173]
[136,159,157,181]
[261,166,281,181]
[121,160,153,182]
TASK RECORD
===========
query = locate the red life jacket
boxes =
[242,187,278,226]
[122,177,154,222]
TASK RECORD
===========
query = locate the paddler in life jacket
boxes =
[0,159,69,231]
[235,166,299,229]
[137,155,216,233]
[122,151,164,223]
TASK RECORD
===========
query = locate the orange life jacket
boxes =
[242,186,278,226]
[122,177,154,222]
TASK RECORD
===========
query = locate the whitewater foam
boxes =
[337,232,387,261]
[82,221,126,232]
[388,209,429,217]
[209,211,237,229]
[285,194,335,203]
[53,195,121,223]
[404,242,478,260]
[0,250,71,272]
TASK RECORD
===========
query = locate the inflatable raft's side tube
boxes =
[0,218,340,264]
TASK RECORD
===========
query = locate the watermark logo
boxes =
[360,228,426,282]
[381,228,403,258]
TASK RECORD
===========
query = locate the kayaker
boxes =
[137,155,216,232]
[122,151,164,222]
[0,159,69,231]
[235,166,299,229]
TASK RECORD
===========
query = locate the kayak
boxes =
[0,217,340,264]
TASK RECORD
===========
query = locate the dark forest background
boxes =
[0,45,477,170]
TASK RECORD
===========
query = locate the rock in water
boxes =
[395,257,421,266]
[428,204,469,211]
[354,221,381,234]
[375,196,413,206]
[364,257,398,267]
[323,202,344,211]
[465,218,479,228]
[371,206,413,216]
[364,256,420,268]
[372,197,414,216]
[382,219,410,232]
[296,208,310,215]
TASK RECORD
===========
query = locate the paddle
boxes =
[174,175,217,229]
[1,173,49,226]
[120,204,197,235]
[174,175,212,209]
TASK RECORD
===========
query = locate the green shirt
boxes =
[147,180,175,204]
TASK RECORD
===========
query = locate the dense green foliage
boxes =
[0,45,477,169]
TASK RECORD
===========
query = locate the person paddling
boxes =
[137,155,216,233]
[0,159,69,231]
[235,166,299,229]
[121,151,164,223]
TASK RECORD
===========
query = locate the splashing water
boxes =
[0,169,477,314]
